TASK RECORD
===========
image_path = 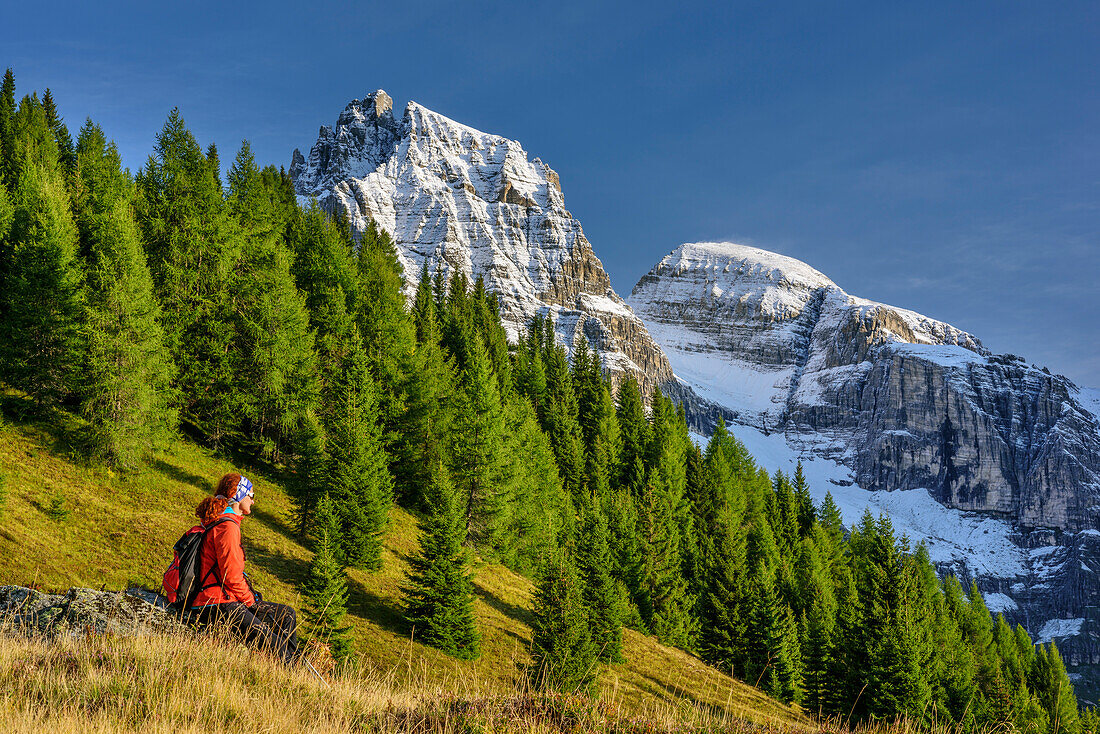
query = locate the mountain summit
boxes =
[291,91,674,393]
[629,240,1100,699]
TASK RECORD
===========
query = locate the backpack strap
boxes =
[196,517,235,600]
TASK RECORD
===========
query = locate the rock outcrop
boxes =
[0,585,183,637]
[291,91,675,394]
[628,241,1100,701]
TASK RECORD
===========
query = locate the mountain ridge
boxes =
[628,240,1100,701]
[290,89,676,395]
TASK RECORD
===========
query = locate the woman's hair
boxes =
[216,473,242,499]
[195,473,242,526]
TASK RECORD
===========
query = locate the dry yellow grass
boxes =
[0,630,991,734]
[0,629,814,734]
[0,417,809,730]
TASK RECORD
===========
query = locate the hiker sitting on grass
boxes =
[163,472,300,665]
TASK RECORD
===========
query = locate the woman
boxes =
[186,472,299,665]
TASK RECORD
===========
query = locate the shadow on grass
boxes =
[345,575,408,638]
[249,505,300,546]
[150,459,210,493]
[474,581,535,627]
[1,400,92,464]
[630,665,782,722]
[244,540,311,596]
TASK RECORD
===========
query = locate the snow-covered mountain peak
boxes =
[632,239,1100,694]
[671,241,836,291]
[633,241,984,359]
[366,89,393,117]
[292,93,675,393]
[632,238,1099,531]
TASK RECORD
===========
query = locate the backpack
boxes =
[168,516,234,611]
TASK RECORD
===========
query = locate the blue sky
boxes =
[4,1,1098,387]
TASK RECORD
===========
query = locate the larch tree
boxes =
[1,131,84,410]
[226,140,318,460]
[135,109,241,445]
[72,120,176,466]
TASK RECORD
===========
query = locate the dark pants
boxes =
[196,601,300,665]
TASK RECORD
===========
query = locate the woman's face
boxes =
[238,494,255,515]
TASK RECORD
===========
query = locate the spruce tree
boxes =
[291,408,329,536]
[573,341,621,501]
[742,559,803,703]
[514,326,547,415]
[403,461,480,660]
[440,270,474,368]
[530,548,598,693]
[823,574,864,718]
[470,276,512,395]
[872,594,930,720]
[792,461,815,535]
[40,89,74,173]
[637,478,695,649]
[638,392,695,649]
[771,470,801,554]
[72,120,176,466]
[802,592,835,715]
[540,342,586,500]
[392,309,456,510]
[696,451,748,675]
[450,333,506,546]
[575,500,624,663]
[301,496,353,664]
[411,262,435,343]
[615,375,649,493]
[323,343,393,569]
[0,69,16,185]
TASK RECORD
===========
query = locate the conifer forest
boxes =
[0,70,1093,733]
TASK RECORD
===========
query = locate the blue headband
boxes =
[230,476,254,503]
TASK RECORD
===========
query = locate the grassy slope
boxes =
[0,417,804,728]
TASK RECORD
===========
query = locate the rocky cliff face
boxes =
[630,241,1100,531]
[291,91,674,394]
[629,241,1100,701]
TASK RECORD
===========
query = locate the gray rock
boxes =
[0,586,69,632]
[0,585,186,638]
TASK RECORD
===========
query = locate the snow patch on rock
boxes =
[691,421,1027,579]
[1036,618,1085,644]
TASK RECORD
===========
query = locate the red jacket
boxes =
[163,512,256,608]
